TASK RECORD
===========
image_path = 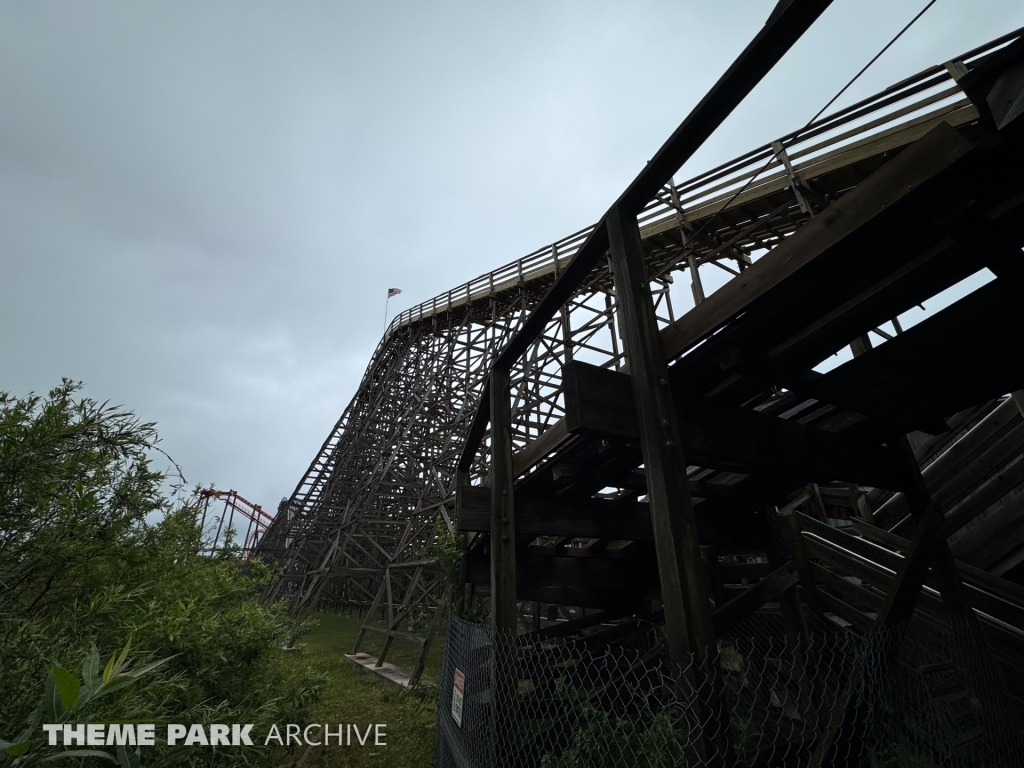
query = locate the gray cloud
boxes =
[3,0,1022,509]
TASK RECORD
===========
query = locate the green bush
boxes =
[0,381,320,766]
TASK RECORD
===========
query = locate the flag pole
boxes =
[383,288,402,333]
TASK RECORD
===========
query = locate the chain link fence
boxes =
[436,612,1024,767]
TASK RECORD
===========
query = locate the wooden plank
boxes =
[660,121,975,362]
[804,273,1024,437]
[874,398,1022,526]
[345,653,418,689]
[797,512,905,573]
[456,485,765,548]
[942,455,1024,537]
[565,360,909,490]
[468,554,654,591]
[802,535,895,591]
[958,579,1024,630]
[805,522,1024,635]
[712,562,799,637]
[811,562,884,613]
[816,589,875,631]
[522,608,632,640]
[457,378,490,473]
[765,235,976,370]
[563,361,637,439]
[850,517,1024,606]
[877,437,975,626]
[786,509,825,619]
[512,418,571,477]
[878,499,948,625]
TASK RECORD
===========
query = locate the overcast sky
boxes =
[3,0,1023,512]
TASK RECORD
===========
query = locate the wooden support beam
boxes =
[876,397,1024,528]
[511,418,570,477]
[802,535,897,593]
[797,512,904,573]
[490,367,517,635]
[564,359,910,490]
[764,506,810,642]
[456,485,766,549]
[959,36,1024,130]
[409,599,445,687]
[805,273,1024,437]
[489,368,519,768]
[660,121,976,363]
[877,437,974,626]
[811,562,883,616]
[522,607,633,640]
[467,553,655,592]
[850,517,1024,615]
[712,561,799,637]
[606,205,717,666]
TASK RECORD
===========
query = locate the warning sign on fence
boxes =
[451,669,465,727]
[919,661,984,747]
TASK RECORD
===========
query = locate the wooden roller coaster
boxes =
[257,1,1024,701]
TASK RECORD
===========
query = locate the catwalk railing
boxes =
[380,25,1020,340]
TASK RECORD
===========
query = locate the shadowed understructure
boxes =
[258,3,1024,761]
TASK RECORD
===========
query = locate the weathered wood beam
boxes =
[522,607,634,640]
[490,366,517,635]
[607,205,717,666]
[851,517,1024,610]
[457,484,767,549]
[806,274,1024,438]
[659,121,975,363]
[564,359,910,490]
[877,437,974,626]
[468,553,654,591]
[511,417,570,477]
[712,561,799,637]
[873,397,1022,526]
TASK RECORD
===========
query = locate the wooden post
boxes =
[877,435,974,625]
[352,573,388,654]
[605,205,716,665]
[764,505,809,641]
[454,468,470,616]
[409,586,446,687]
[488,365,518,766]
[489,366,518,634]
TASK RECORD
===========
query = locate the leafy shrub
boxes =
[0,382,319,766]
[541,706,695,768]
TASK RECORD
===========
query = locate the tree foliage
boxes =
[0,381,320,766]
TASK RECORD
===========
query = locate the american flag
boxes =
[387,288,402,299]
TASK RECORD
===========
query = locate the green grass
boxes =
[262,611,446,768]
